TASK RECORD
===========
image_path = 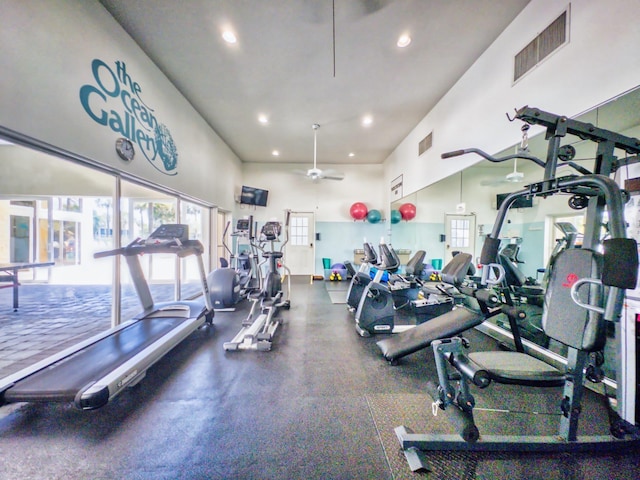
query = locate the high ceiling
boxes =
[99,0,530,167]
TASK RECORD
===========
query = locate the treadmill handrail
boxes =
[94,238,205,258]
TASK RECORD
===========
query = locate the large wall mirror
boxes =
[390,86,640,386]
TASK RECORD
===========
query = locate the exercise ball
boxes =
[350,202,368,220]
[367,209,382,224]
[390,209,402,224]
[399,202,417,221]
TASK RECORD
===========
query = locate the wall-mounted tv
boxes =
[496,192,533,209]
[240,185,269,207]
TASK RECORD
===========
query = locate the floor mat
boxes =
[366,393,640,480]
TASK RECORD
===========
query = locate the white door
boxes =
[285,212,315,275]
[444,214,476,264]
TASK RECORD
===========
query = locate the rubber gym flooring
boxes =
[0,277,639,479]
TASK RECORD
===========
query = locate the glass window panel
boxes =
[180,200,211,300]
[120,181,176,320]
[0,143,115,377]
[450,219,470,248]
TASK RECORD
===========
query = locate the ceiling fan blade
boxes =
[320,169,345,180]
[321,173,344,181]
[480,178,507,187]
[291,169,309,176]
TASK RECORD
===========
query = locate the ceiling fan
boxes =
[480,159,525,186]
[293,124,345,181]
[480,125,530,187]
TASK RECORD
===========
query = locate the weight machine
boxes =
[395,106,640,470]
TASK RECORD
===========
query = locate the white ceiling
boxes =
[99,0,530,167]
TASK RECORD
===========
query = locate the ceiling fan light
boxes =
[506,171,524,182]
[397,34,411,48]
[222,30,237,44]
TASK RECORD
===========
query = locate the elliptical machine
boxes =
[208,217,260,310]
[223,212,291,351]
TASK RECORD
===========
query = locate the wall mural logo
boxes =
[79,59,178,175]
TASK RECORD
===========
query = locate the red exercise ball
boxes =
[399,202,416,221]
[350,202,368,220]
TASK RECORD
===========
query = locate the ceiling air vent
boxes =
[418,131,433,156]
[514,9,568,82]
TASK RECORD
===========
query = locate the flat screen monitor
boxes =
[240,185,269,207]
[496,193,533,209]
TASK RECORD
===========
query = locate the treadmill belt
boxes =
[4,317,188,403]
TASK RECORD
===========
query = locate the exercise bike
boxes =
[354,243,420,336]
[208,217,260,310]
[223,213,291,351]
[356,247,468,337]
[345,241,379,311]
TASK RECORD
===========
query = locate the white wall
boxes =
[0,145,115,196]
[3,0,639,219]
[0,0,241,210]
[239,162,385,223]
[385,0,640,203]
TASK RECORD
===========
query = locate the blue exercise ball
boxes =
[390,209,402,224]
[367,209,382,223]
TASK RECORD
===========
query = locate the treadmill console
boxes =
[236,218,250,232]
[146,224,189,245]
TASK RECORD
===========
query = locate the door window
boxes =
[291,216,309,246]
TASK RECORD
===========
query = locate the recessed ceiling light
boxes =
[362,115,373,127]
[222,30,237,44]
[258,114,269,124]
[348,152,355,157]
[397,34,411,48]
[272,150,280,156]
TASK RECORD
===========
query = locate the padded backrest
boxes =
[542,248,604,351]
[344,261,356,277]
[440,252,473,286]
[602,238,639,289]
[499,244,520,262]
[406,250,426,276]
[480,236,501,264]
[498,253,527,287]
[379,244,400,272]
[363,243,378,264]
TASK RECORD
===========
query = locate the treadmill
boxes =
[0,224,214,410]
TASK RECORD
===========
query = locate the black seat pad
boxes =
[376,306,484,362]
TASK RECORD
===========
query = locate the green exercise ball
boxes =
[390,209,402,224]
[367,209,382,223]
